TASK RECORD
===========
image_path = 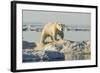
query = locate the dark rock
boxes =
[44,51,65,61]
[23,28,27,31]
[22,50,65,62]
[23,41,37,49]
[22,53,41,62]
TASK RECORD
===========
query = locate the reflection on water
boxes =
[65,52,91,60]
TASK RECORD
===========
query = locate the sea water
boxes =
[23,31,90,42]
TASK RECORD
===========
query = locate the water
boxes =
[23,31,41,42]
[23,31,90,42]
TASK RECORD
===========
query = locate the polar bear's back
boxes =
[43,23,56,30]
[42,23,57,34]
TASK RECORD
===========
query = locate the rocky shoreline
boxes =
[22,40,90,62]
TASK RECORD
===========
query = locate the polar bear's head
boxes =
[56,23,65,31]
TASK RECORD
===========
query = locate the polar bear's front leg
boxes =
[40,34,46,44]
[52,34,56,42]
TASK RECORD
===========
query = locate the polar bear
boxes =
[40,22,65,45]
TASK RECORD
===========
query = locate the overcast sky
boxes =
[22,10,91,26]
